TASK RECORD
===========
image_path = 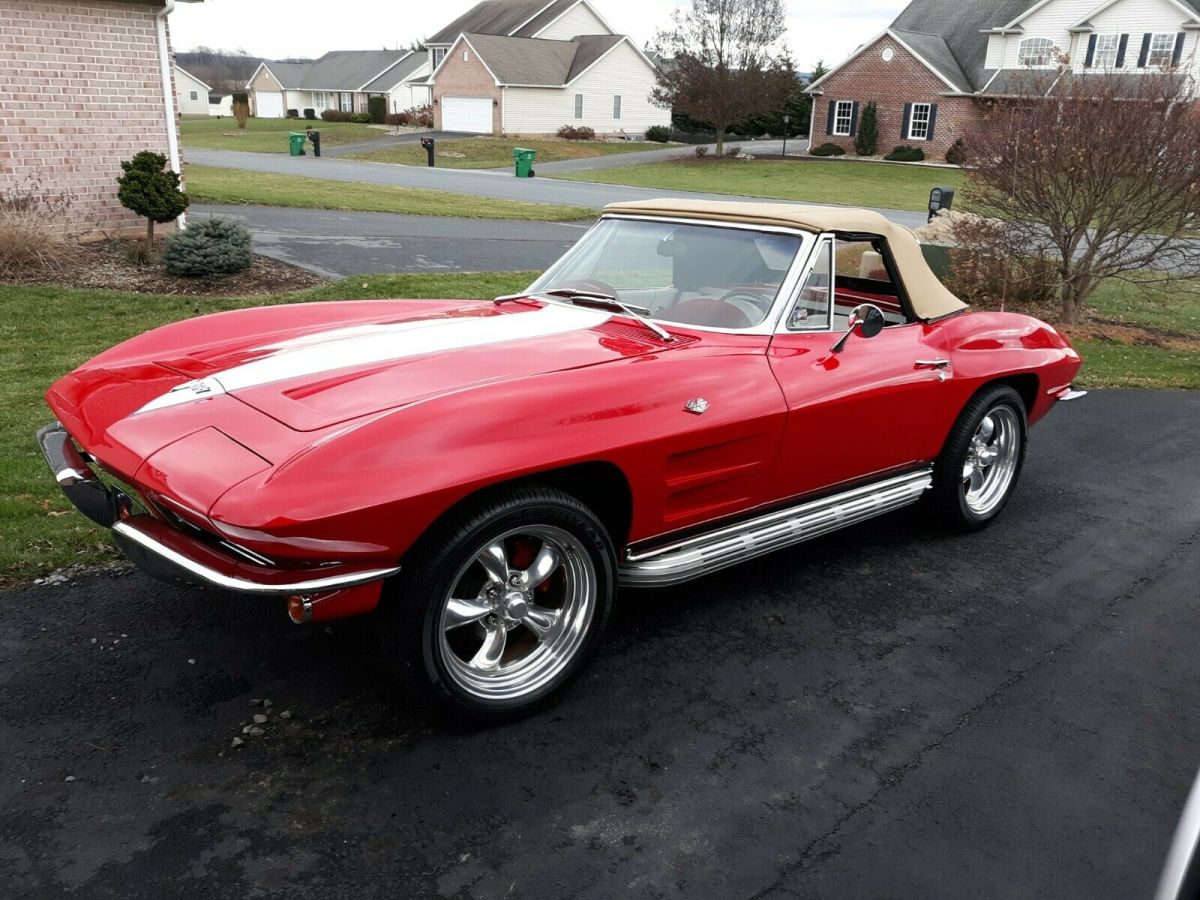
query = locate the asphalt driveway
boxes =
[2,390,1199,898]
[191,204,590,277]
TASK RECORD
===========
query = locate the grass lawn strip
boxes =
[185,165,594,222]
[1,272,1193,585]
[554,157,966,213]
[353,137,658,169]
[180,116,382,153]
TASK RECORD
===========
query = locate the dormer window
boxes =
[433,47,446,69]
[1018,38,1055,67]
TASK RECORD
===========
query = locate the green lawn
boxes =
[184,165,594,221]
[180,116,382,153]
[2,271,1194,585]
[555,157,966,213]
[1084,278,1200,335]
[353,137,658,169]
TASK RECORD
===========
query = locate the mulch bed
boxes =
[3,239,327,296]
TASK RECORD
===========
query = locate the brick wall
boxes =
[810,35,980,160]
[0,0,183,237]
[431,43,501,133]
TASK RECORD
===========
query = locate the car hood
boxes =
[74,299,666,434]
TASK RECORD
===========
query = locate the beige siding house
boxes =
[248,51,429,119]
[0,0,198,237]
[419,0,667,136]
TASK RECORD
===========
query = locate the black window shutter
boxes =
[1173,33,1185,65]
[826,102,835,135]
[901,102,912,139]
[1116,34,1129,67]
[1137,33,1151,67]
[1085,34,1097,67]
[927,103,938,139]
[849,102,859,136]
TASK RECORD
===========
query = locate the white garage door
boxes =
[442,97,492,133]
[256,92,284,118]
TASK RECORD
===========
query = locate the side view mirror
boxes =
[831,304,886,353]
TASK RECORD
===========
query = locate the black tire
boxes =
[378,485,615,722]
[930,384,1028,532]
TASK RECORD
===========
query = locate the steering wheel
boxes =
[553,279,622,302]
[718,287,774,321]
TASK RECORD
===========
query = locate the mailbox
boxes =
[306,129,321,157]
[928,186,955,222]
[420,136,436,167]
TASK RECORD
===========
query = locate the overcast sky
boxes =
[170,0,908,72]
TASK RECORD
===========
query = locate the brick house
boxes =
[806,0,1200,159]
[0,0,199,237]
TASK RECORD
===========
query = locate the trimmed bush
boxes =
[385,112,407,127]
[810,142,847,156]
[117,150,188,255]
[725,145,743,157]
[286,108,299,119]
[945,138,966,165]
[320,109,352,122]
[367,95,387,124]
[163,216,253,277]
[645,124,671,143]
[557,124,596,140]
[349,112,370,123]
[884,145,925,162]
[854,102,879,156]
[694,145,709,157]
[303,108,317,120]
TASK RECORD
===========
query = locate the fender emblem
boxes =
[684,398,709,415]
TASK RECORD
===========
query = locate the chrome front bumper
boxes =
[37,422,399,597]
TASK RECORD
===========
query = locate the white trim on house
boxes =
[907,101,932,139]
[805,28,965,94]
[529,0,619,39]
[1017,35,1058,66]
[832,100,853,135]
[358,51,417,92]
[1071,0,1200,30]
[1000,0,1060,30]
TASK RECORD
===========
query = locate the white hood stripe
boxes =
[136,304,609,415]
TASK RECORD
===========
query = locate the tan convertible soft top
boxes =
[603,199,967,321]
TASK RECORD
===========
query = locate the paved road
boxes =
[191,204,589,277]
[3,391,1199,898]
[187,147,928,229]
[322,130,471,158]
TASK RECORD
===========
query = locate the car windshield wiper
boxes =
[497,288,673,342]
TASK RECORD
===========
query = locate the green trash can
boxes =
[288,132,307,156]
[513,147,536,178]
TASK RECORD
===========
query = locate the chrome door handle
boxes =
[914,359,951,369]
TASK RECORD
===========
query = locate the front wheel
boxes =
[930,384,1027,531]
[379,486,615,722]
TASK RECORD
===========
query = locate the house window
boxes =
[613,95,621,119]
[574,93,583,119]
[832,100,853,136]
[1148,33,1176,67]
[1093,34,1119,68]
[432,47,446,69]
[908,102,931,140]
[313,92,328,110]
[1018,37,1055,67]
[339,92,353,112]
[189,91,198,101]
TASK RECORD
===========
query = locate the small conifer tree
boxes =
[854,101,879,156]
[116,151,188,256]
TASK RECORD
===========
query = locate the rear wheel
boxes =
[930,384,1027,531]
[379,486,615,721]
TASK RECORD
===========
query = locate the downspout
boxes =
[155,0,186,228]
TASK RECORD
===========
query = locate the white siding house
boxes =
[174,65,210,116]
[534,2,610,40]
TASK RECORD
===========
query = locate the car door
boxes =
[767,234,955,500]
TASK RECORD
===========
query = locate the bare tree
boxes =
[961,69,1200,323]
[649,0,794,156]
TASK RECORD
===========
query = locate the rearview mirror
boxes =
[831,304,886,353]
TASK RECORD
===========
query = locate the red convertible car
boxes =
[39,199,1083,719]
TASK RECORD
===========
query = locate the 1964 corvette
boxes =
[38,199,1083,719]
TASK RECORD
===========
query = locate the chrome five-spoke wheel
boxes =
[438,525,596,701]
[962,405,1021,517]
[380,485,615,721]
[931,384,1027,531]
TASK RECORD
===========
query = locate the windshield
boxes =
[527,218,805,330]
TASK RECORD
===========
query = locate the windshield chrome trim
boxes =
[526,214,815,337]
